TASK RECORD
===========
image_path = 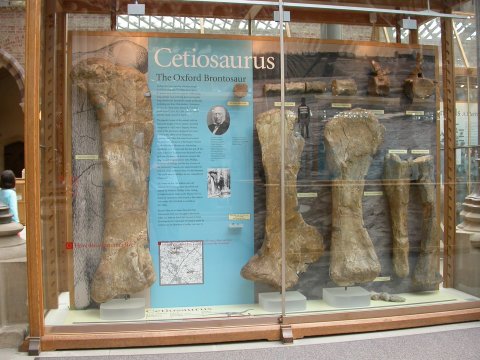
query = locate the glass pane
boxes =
[280,5,469,316]
[454,1,479,297]
[37,0,480,334]
[42,0,284,328]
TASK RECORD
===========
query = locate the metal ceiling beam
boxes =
[182,0,468,19]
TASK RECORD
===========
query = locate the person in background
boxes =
[0,170,19,223]
[297,97,311,138]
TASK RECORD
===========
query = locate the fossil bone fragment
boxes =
[324,109,384,286]
[331,79,357,96]
[71,58,156,303]
[383,154,411,278]
[233,83,248,98]
[411,155,442,287]
[263,82,305,96]
[368,60,390,96]
[404,53,435,100]
[305,80,328,93]
[371,292,406,302]
[241,109,324,289]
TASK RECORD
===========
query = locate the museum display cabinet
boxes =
[22,0,480,354]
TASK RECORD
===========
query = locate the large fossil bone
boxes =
[411,155,442,287]
[383,154,411,278]
[241,109,324,289]
[325,109,384,286]
[383,155,442,287]
[71,58,156,303]
[73,40,148,74]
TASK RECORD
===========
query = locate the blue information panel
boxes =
[148,38,254,307]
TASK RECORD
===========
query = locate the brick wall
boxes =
[0,10,25,68]
[67,14,111,31]
[290,23,323,38]
[0,11,111,68]
[0,10,384,71]
[342,25,373,41]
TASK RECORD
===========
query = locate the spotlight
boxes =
[399,17,417,30]
[128,1,145,15]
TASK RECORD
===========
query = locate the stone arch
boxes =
[0,49,25,108]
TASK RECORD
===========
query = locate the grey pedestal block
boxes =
[258,291,307,312]
[100,298,146,320]
[323,286,371,308]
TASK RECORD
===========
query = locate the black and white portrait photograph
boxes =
[207,105,230,135]
[207,168,231,198]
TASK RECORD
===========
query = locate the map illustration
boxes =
[159,241,204,285]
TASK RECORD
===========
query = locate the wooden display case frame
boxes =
[23,0,480,354]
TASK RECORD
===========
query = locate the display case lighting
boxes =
[399,17,417,30]
[128,0,145,15]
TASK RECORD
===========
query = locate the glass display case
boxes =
[20,0,480,353]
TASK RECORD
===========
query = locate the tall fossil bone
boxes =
[71,58,156,303]
[383,155,442,287]
[241,109,324,289]
[411,155,443,287]
[383,154,411,278]
[325,109,384,286]
[327,139,441,287]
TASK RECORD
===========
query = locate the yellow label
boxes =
[411,149,430,154]
[363,191,383,196]
[369,109,385,115]
[406,110,424,116]
[388,149,408,154]
[228,214,251,221]
[331,103,352,108]
[297,193,318,198]
[227,101,249,106]
[373,276,391,282]
[274,102,296,107]
[75,155,99,160]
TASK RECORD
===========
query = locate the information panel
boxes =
[148,38,255,307]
